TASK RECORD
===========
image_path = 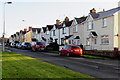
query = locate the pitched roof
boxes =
[64,20,73,27]
[46,25,54,31]
[75,17,87,24]
[32,28,41,33]
[11,35,14,38]
[42,27,47,33]
[90,7,120,19]
[55,24,63,29]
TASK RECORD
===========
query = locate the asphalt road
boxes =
[6,47,120,80]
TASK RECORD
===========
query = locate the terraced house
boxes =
[84,7,120,51]
[9,6,120,53]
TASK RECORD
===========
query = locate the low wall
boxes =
[83,49,119,57]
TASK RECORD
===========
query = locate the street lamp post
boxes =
[2,2,12,51]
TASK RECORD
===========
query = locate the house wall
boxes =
[19,33,24,43]
[24,31,31,42]
[9,37,14,43]
[50,25,59,43]
[74,23,84,45]
[113,12,119,49]
[69,19,76,45]
[84,15,114,50]
[59,27,69,45]
[118,9,120,51]
[42,30,50,46]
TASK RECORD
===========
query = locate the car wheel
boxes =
[67,53,70,57]
[59,52,62,56]
[32,48,36,52]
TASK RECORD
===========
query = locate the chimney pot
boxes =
[56,19,60,24]
[28,27,32,31]
[90,8,96,13]
[24,28,27,32]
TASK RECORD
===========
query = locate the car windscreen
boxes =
[71,46,80,49]
[25,43,31,45]
[37,42,45,45]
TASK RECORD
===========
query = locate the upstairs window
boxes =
[103,18,107,27]
[53,30,56,36]
[73,25,78,32]
[87,21,93,30]
[62,27,66,34]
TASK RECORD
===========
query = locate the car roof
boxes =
[66,45,79,46]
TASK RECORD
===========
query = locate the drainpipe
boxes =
[59,29,60,45]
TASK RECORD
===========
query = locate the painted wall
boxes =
[84,15,114,50]
[118,8,120,51]
[113,12,119,49]
[24,31,31,42]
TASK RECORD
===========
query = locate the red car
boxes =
[59,45,83,56]
[31,42,46,51]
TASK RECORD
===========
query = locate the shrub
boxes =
[46,42,59,51]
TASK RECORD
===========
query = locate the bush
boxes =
[46,42,59,51]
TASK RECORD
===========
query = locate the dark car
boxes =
[31,42,46,51]
[21,42,31,49]
[59,45,83,56]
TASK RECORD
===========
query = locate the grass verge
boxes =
[2,51,96,79]
[47,50,106,59]
[81,55,106,59]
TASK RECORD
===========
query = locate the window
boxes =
[103,18,107,27]
[75,25,78,32]
[61,38,64,45]
[69,40,71,44]
[50,31,52,36]
[73,25,78,32]
[62,27,66,34]
[77,40,80,45]
[87,21,93,30]
[53,30,56,36]
[46,31,49,35]
[101,35,109,45]
[71,46,80,49]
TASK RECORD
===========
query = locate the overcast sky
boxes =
[0,0,120,38]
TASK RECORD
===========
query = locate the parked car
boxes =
[59,45,83,56]
[21,42,31,49]
[31,42,46,51]
[10,42,16,47]
[16,43,22,49]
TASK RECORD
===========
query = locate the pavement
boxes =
[4,47,120,80]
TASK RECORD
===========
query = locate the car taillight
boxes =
[80,49,82,52]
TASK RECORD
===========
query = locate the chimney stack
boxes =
[90,8,96,13]
[28,27,32,31]
[64,16,69,22]
[56,19,60,24]
[24,28,27,32]
[20,30,23,32]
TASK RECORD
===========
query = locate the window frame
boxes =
[102,18,107,27]
[53,30,56,36]
[101,35,109,45]
[62,27,66,34]
[87,21,93,30]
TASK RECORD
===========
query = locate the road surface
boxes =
[6,47,120,80]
